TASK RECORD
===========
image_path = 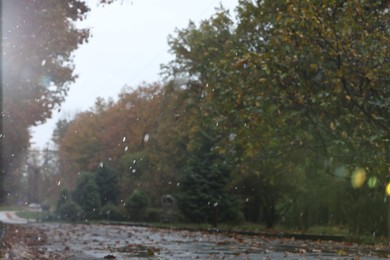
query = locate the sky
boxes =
[30,0,239,149]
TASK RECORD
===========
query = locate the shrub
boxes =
[57,200,84,222]
[101,203,126,221]
[72,172,101,219]
[125,191,150,221]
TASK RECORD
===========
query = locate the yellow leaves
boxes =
[329,122,336,131]
[259,78,267,84]
[234,58,247,69]
[365,71,376,81]
[337,249,348,256]
[309,64,318,70]
[336,69,344,78]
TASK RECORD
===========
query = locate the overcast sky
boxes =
[30,0,239,149]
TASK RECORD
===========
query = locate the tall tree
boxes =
[1,0,90,202]
[164,0,389,230]
[178,127,241,225]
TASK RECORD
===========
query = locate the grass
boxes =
[0,205,50,221]
[15,210,45,220]
[0,205,26,212]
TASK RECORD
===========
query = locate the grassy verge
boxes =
[0,205,26,212]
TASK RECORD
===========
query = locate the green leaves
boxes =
[163,0,390,230]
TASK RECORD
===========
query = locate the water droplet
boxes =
[144,134,150,143]
[132,169,136,173]
[41,59,46,66]
[386,183,390,196]
[57,181,61,186]
[368,176,378,188]
[351,168,366,189]
[124,146,128,152]
[122,137,126,142]
[99,162,104,168]
[176,182,180,186]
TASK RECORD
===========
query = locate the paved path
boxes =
[0,211,28,224]
[29,223,387,259]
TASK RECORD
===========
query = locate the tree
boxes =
[1,0,90,202]
[125,191,150,221]
[95,163,119,205]
[72,172,101,219]
[236,0,390,232]
[177,128,241,225]
[56,188,84,222]
[164,0,389,232]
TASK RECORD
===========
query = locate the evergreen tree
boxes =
[178,128,241,225]
[72,172,101,219]
[95,163,119,205]
[125,191,150,221]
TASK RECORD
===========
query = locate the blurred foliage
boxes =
[101,202,126,221]
[177,127,243,225]
[95,163,119,206]
[56,189,84,222]
[72,172,101,219]
[1,0,90,202]
[125,191,150,221]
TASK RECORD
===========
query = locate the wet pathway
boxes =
[30,223,388,259]
[0,211,29,224]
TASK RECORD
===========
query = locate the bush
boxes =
[125,191,150,221]
[57,200,84,222]
[72,172,101,219]
[101,203,126,221]
[144,208,164,222]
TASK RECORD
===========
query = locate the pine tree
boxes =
[178,129,241,225]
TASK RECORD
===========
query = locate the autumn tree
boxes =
[1,0,90,202]
[56,84,164,205]
[164,0,389,231]
[235,0,390,233]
